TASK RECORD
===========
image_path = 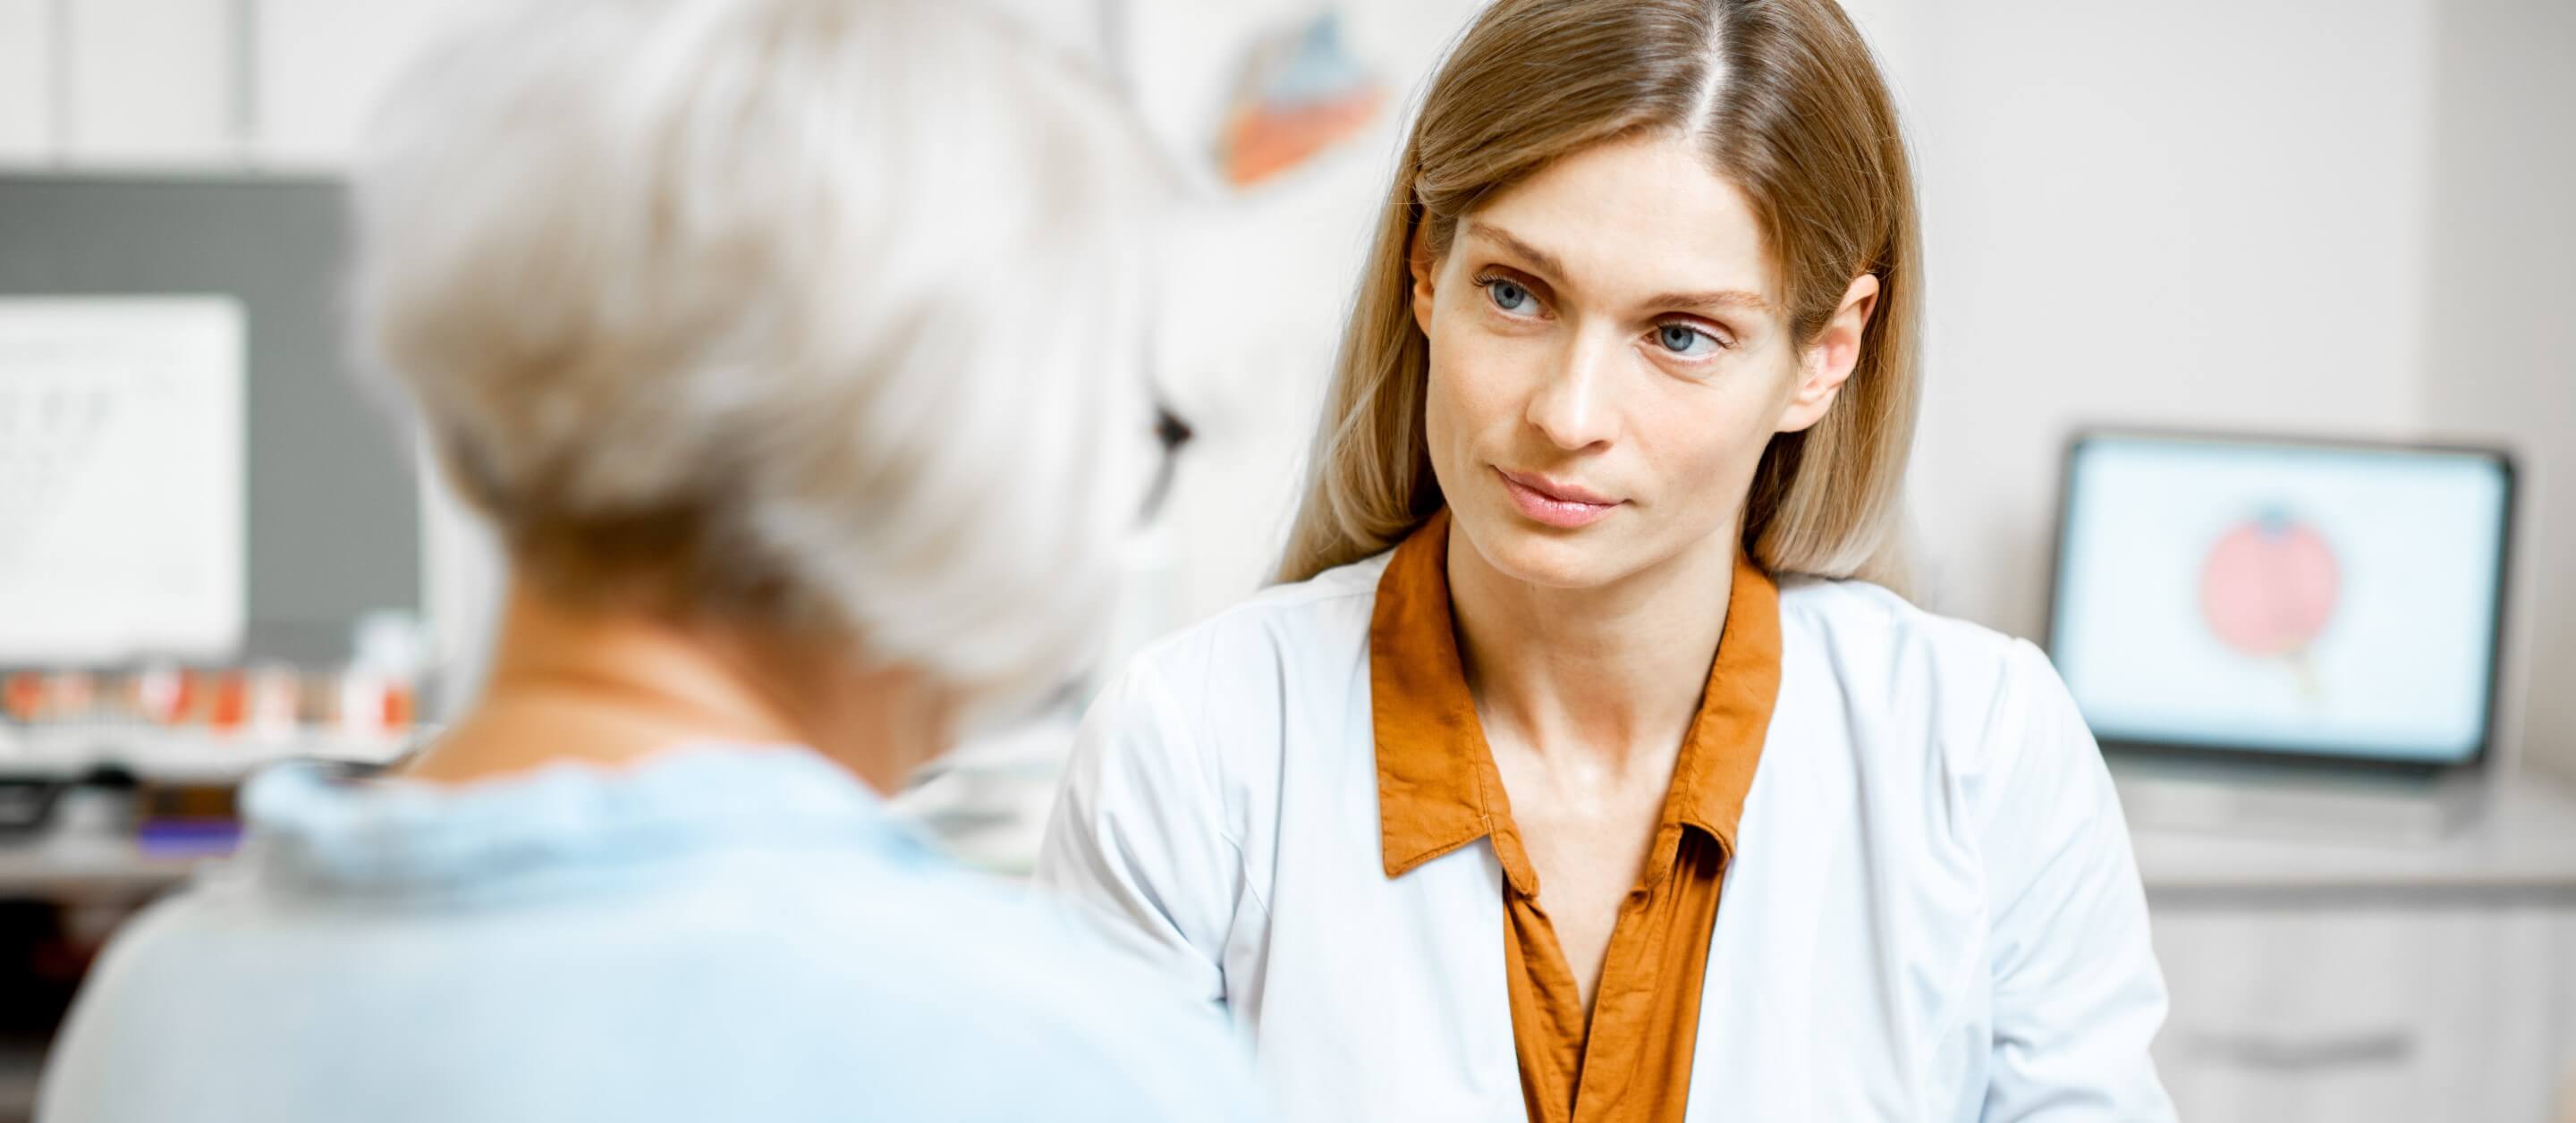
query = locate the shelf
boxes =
[0,837,204,899]
[0,727,411,783]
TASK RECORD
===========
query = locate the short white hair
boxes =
[352,0,1167,708]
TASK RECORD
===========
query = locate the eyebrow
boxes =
[1464,219,1777,316]
[1642,288,1776,316]
[1467,220,1570,282]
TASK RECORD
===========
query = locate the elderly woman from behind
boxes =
[38,2,1251,1120]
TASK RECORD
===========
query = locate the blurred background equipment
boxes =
[0,0,2571,1120]
[0,175,431,782]
[0,177,419,668]
[2052,433,2514,774]
[0,297,242,663]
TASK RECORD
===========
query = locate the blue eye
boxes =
[1482,277,1538,316]
[1655,324,1721,357]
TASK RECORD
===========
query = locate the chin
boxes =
[1452,502,1634,590]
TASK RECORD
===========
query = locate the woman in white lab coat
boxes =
[1038,0,2174,1119]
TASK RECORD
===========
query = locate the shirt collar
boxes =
[1372,509,1783,890]
[238,743,921,895]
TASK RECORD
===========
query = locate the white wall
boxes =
[0,0,52,164]
[249,0,513,168]
[1902,0,2437,634]
[2424,0,2576,782]
[0,0,509,169]
[1894,0,2572,781]
[59,0,237,165]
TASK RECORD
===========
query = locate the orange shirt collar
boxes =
[1371,509,1783,887]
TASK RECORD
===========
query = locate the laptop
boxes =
[2045,431,2516,840]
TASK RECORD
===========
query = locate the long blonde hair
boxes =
[1276,0,1921,590]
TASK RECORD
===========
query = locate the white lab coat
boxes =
[1037,551,2174,1122]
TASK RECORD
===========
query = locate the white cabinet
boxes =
[2150,903,2576,1121]
[62,0,235,165]
[2135,778,2576,1121]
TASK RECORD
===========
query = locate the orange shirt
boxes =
[1371,511,1784,1123]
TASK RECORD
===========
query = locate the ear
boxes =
[1408,224,1440,336]
[1777,272,1879,435]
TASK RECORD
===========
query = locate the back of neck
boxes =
[401,581,913,789]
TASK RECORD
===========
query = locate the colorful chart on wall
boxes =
[1215,10,1386,188]
[2048,433,2512,766]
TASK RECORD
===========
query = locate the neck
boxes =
[1445,519,1736,771]
[402,580,938,794]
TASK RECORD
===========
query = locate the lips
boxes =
[1495,467,1622,529]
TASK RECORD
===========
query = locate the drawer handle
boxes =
[2189,1030,2416,1071]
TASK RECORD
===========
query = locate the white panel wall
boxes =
[250,0,510,167]
[0,0,52,164]
[1837,0,1931,119]
[1903,0,2438,639]
[62,0,235,165]
[2425,0,2576,783]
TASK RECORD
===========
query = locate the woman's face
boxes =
[1412,131,1876,592]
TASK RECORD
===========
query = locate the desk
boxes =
[0,838,204,902]
[2135,776,2576,897]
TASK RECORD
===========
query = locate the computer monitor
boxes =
[0,174,419,666]
[2046,431,2514,773]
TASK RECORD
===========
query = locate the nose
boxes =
[1524,329,1618,452]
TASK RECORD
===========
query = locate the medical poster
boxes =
[2050,436,2509,764]
[0,297,245,662]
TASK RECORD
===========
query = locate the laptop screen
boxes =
[2047,433,2512,767]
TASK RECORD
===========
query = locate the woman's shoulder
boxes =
[1116,550,1391,709]
[1069,553,1393,841]
[1775,572,2019,658]
[1773,573,2079,780]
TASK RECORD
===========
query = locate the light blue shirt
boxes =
[38,746,1260,1123]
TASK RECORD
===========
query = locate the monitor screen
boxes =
[0,175,419,666]
[2047,433,2512,767]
